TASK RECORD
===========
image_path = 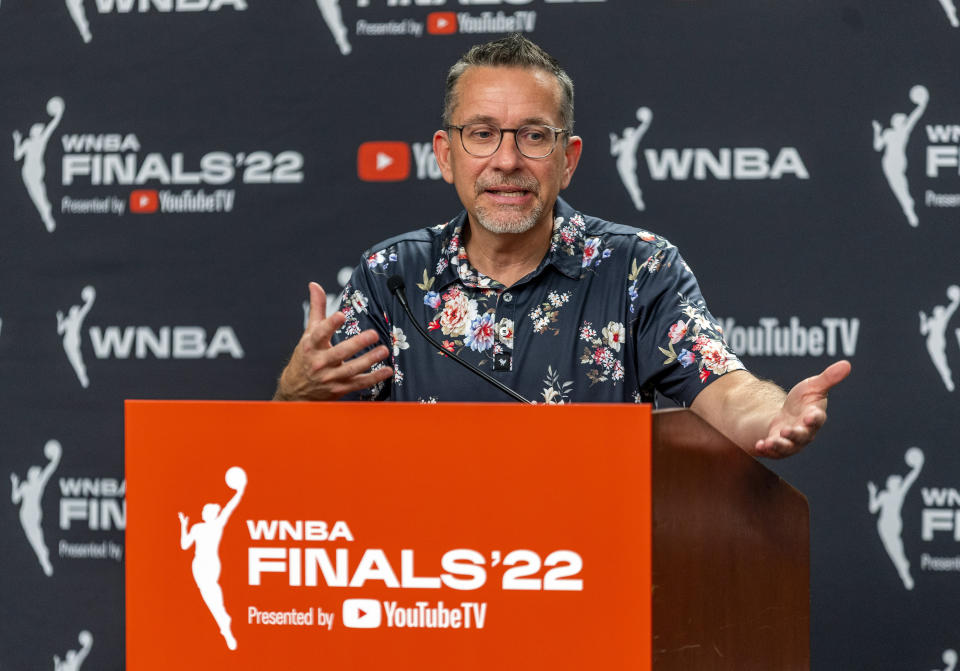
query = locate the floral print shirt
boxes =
[333,198,744,405]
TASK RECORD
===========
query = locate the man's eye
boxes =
[467,126,497,141]
[520,128,548,143]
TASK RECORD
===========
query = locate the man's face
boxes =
[434,65,582,237]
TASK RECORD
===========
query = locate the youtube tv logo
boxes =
[129,189,158,214]
[342,598,382,628]
[357,141,411,182]
[427,12,457,35]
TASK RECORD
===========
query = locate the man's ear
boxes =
[560,135,583,189]
[433,129,455,184]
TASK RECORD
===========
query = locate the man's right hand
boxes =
[273,282,393,401]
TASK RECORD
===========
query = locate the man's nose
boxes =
[489,130,524,170]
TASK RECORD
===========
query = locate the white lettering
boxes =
[921,488,960,507]
[135,327,170,358]
[922,509,960,541]
[412,142,442,180]
[248,547,288,585]
[61,134,141,153]
[59,498,126,530]
[88,326,243,359]
[90,326,135,358]
[770,147,809,179]
[645,147,809,180]
[456,10,537,33]
[245,519,353,541]
[926,146,959,177]
[93,0,246,11]
[205,326,245,359]
[401,549,442,588]
[305,548,349,587]
[349,549,400,587]
[440,549,487,590]
[722,317,860,357]
[926,124,960,143]
[59,478,126,497]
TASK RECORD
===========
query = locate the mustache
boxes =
[475,176,539,197]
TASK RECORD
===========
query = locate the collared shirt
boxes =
[333,198,744,404]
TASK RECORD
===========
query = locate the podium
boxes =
[126,402,808,670]
[651,408,809,670]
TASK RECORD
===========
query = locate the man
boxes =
[274,34,850,459]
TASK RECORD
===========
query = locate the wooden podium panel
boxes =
[125,402,653,670]
[652,409,810,671]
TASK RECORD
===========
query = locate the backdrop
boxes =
[2,1,959,669]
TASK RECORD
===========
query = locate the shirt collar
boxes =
[432,197,586,291]
[546,197,587,280]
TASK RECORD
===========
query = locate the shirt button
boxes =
[502,292,513,303]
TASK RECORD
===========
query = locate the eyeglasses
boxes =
[446,123,569,159]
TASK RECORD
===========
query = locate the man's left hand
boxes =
[755,360,852,458]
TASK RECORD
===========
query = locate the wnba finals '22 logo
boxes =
[868,447,960,591]
[179,466,247,650]
[873,85,960,227]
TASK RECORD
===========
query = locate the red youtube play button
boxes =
[357,141,411,182]
[427,12,457,35]
[129,189,159,214]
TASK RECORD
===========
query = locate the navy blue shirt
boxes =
[333,198,743,404]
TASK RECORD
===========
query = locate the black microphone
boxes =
[386,275,533,404]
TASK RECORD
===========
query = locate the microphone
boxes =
[386,275,533,404]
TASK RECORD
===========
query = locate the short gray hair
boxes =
[442,33,574,132]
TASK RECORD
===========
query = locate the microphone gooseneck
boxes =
[386,275,533,404]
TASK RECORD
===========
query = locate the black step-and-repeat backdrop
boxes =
[2,1,959,668]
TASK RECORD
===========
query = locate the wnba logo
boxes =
[609,104,809,212]
[10,440,62,576]
[12,97,64,233]
[179,466,247,650]
[868,448,924,590]
[55,285,246,389]
[920,285,960,392]
[872,85,928,227]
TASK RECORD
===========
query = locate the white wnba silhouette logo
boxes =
[920,285,960,391]
[611,107,653,212]
[317,0,351,55]
[58,286,96,388]
[10,440,61,577]
[54,630,93,671]
[179,466,246,650]
[868,447,924,590]
[13,96,64,233]
[872,85,928,227]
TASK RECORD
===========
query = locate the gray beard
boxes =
[474,201,544,235]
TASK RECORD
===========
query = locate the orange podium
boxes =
[125,402,808,670]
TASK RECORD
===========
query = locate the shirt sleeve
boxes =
[630,243,744,406]
[330,260,394,401]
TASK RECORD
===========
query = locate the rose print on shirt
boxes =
[579,319,625,385]
[659,294,743,383]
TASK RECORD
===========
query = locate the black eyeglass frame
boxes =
[445,123,571,159]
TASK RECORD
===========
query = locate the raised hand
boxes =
[273,282,393,401]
